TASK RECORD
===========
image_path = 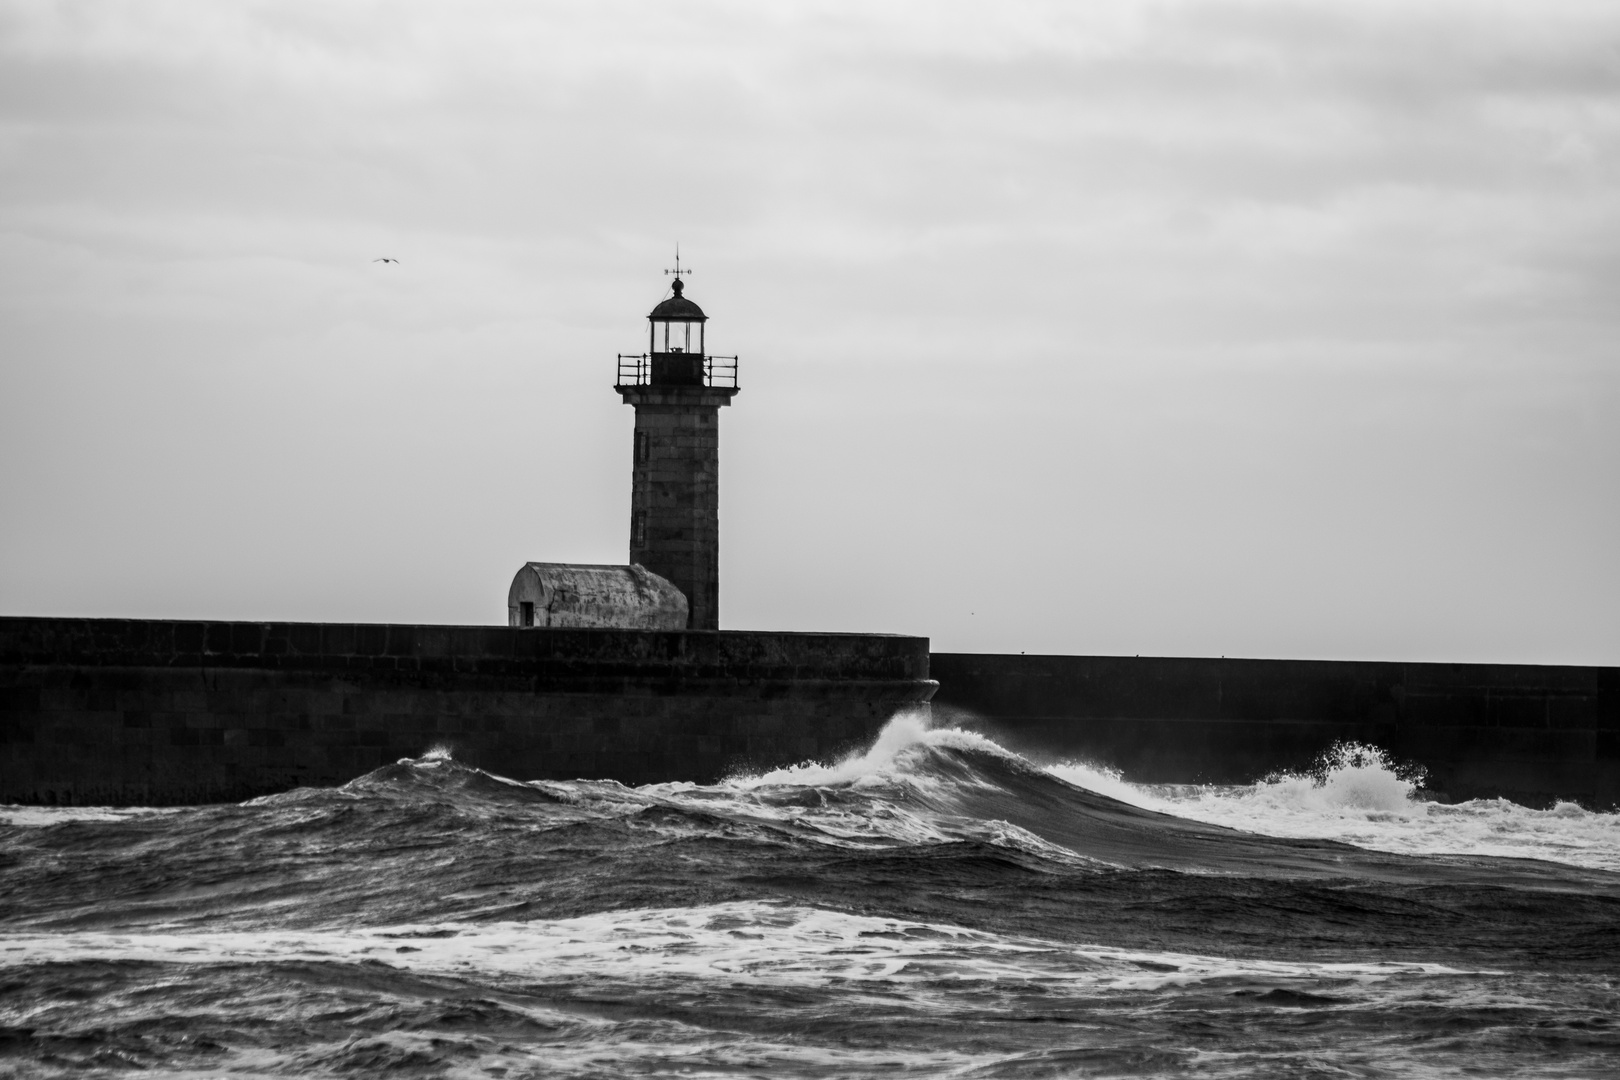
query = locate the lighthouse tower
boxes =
[615,267,739,630]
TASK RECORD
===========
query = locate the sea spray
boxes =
[728,708,1021,790]
[722,714,1620,873]
[1049,740,1620,872]
[2,717,1617,1078]
[1034,757,1151,809]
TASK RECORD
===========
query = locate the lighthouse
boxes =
[615,267,739,630]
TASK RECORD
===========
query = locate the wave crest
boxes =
[728,709,1023,790]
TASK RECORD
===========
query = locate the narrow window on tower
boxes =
[635,430,649,463]
[519,601,535,627]
[634,511,647,548]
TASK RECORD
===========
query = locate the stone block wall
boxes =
[622,384,736,630]
[0,618,935,806]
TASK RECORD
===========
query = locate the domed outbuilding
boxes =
[507,562,688,630]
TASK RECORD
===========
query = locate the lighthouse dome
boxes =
[648,278,707,322]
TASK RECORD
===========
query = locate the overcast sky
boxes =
[2,0,1617,664]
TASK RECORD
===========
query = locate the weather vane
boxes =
[663,245,693,282]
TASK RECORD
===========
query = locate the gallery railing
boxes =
[616,353,739,389]
[704,355,739,388]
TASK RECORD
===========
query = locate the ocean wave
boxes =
[4,723,1619,1079]
[681,716,1617,884]
[1045,742,1620,873]
[0,900,1490,993]
[11,901,1589,1080]
[3,717,1615,946]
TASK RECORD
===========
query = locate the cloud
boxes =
[1,0,1616,660]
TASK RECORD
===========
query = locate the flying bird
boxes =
[373,257,399,264]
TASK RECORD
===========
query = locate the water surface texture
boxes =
[2,715,1617,1078]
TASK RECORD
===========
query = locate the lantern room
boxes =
[648,277,707,356]
[644,277,708,386]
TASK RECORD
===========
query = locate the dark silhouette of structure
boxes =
[0,617,934,804]
[616,271,739,630]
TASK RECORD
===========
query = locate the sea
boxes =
[2,712,1617,1078]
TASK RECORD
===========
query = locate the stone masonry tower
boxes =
[615,268,739,630]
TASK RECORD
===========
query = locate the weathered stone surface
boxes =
[619,385,737,631]
[0,617,935,805]
[507,563,687,630]
[930,653,1620,808]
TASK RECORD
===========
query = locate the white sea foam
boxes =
[1047,744,1620,872]
[0,806,185,827]
[0,901,1485,999]
[669,716,1620,872]
[639,712,1103,864]
[12,715,1617,876]
[727,709,1016,790]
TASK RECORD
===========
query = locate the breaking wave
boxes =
[2,713,1617,1078]
[1046,740,1620,873]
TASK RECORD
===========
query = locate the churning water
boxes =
[2,713,1616,1077]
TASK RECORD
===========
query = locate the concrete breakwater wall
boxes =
[0,617,936,805]
[930,653,1620,808]
[9,619,1614,809]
